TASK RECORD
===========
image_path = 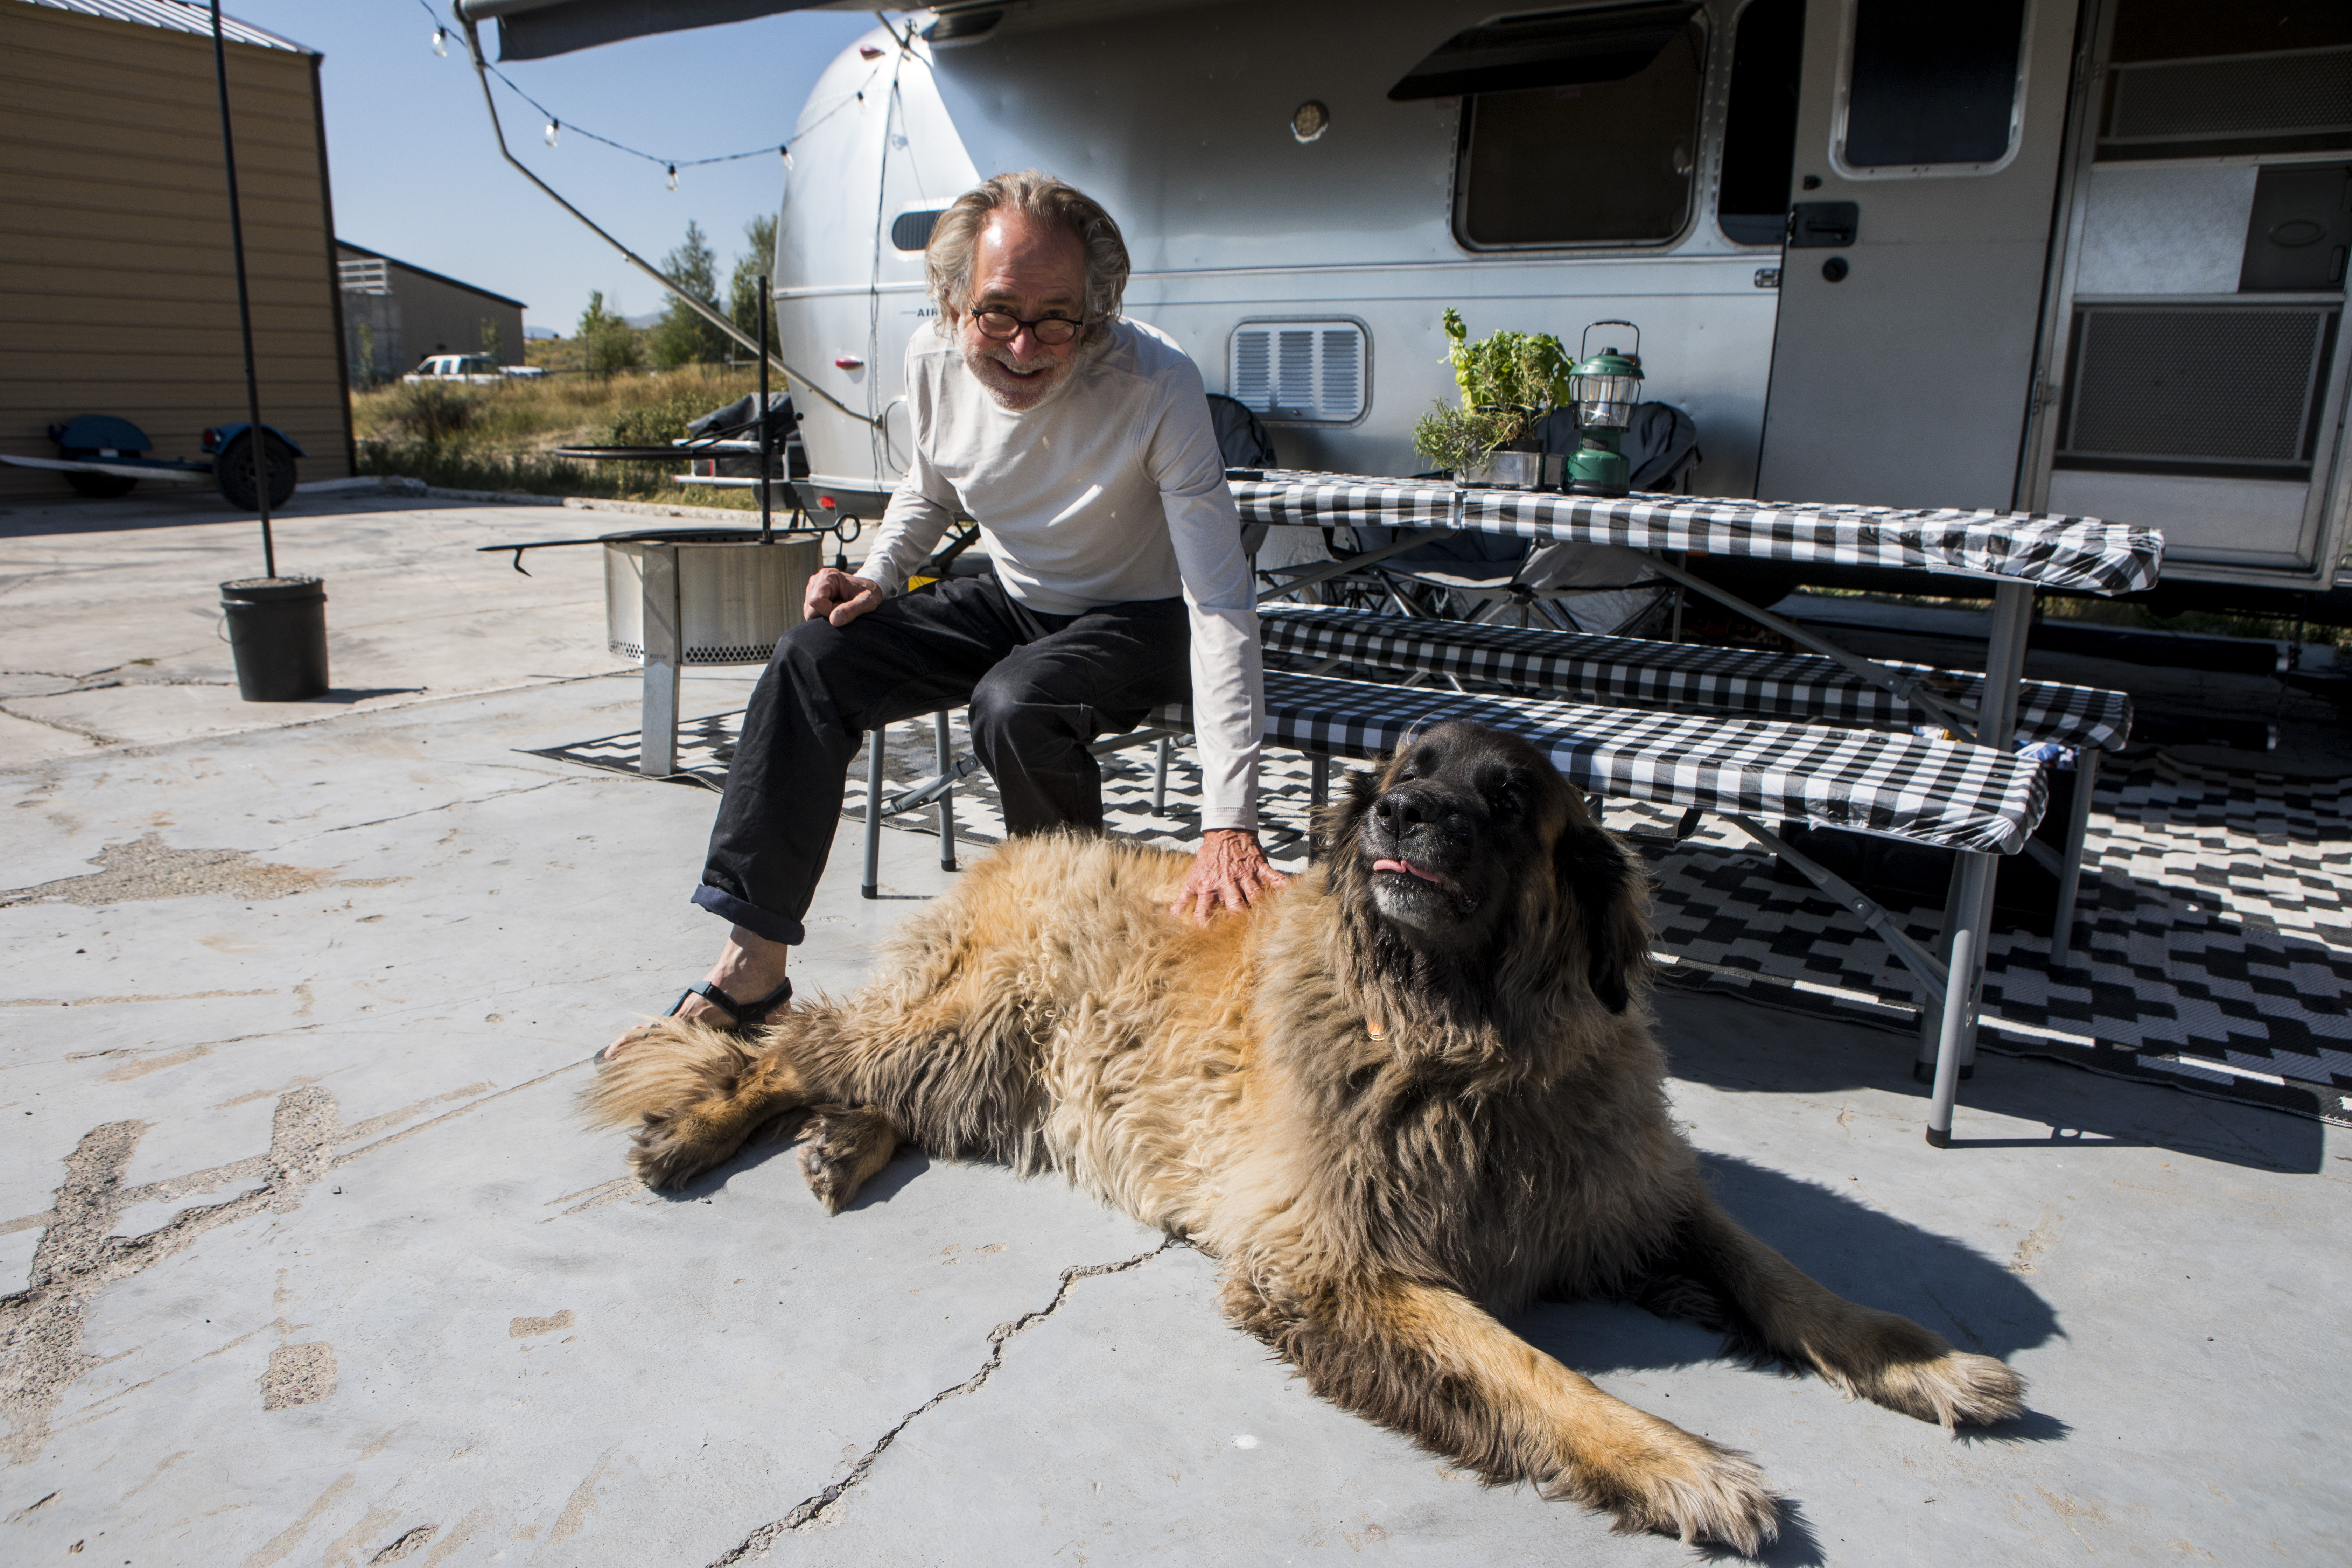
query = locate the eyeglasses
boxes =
[970,308,1085,346]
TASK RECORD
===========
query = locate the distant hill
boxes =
[625,310,664,329]
[525,325,559,341]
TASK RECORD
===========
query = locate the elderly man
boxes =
[610,171,1277,1056]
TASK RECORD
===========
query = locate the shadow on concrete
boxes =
[1517,1154,2062,1369]
[1653,985,2328,1174]
[299,687,427,705]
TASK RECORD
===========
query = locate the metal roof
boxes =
[13,0,313,53]
[335,240,530,312]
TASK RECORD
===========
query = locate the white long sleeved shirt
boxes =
[860,318,1264,830]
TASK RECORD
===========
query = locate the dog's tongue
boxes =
[1373,858,1443,885]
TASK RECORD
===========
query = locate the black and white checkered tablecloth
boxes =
[1149,670,2049,855]
[1260,606,2135,753]
[1232,470,2165,596]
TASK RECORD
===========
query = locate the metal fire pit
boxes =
[602,528,819,776]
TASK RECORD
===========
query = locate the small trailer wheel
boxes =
[65,471,138,499]
[215,430,299,511]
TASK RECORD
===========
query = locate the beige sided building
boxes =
[0,0,353,499]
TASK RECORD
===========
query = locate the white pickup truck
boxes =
[402,355,545,384]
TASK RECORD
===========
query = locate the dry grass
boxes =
[349,365,766,507]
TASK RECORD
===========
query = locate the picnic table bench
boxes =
[1254,604,2134,968]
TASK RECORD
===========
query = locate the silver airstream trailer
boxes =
[462,0,2352,610]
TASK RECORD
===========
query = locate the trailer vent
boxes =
[2057,303,2335,477]
[2102,45,2352,156]
[1228,321,1367,423]
[890,208,948,252]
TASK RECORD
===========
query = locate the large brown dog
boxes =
[589,720,2024,1552]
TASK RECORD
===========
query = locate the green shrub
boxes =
[603,393,715,447]
[386,381,481,445]
[1412,400,1521,477]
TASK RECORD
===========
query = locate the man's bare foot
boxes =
[605,925,792,1060]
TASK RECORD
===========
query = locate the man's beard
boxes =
[961,336,1078,412]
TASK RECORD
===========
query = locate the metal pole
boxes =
[637,546,680,776]
[210,1,273,578]
[1925,853,1994,1148]
[2048,746,2100,971]
[863,724,886,899]
[757,273,774,545]
[934,710,958,872]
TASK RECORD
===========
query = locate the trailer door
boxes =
[1755,0,2081,510]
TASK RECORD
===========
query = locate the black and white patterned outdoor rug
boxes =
[532,715,2352,1126]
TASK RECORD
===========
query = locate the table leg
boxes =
[1153,735,1171,814]
[935,710,958,873]
[1916,856,1967,1081]
[638,544,680,777]
[1957,583,2035,1075]
[2048,746,2100,972]
[1925,852,1995,1148]
[863,723,886,900]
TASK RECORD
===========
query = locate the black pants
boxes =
[694,574,1191,944]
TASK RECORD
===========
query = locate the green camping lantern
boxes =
[1564,321,1645,498]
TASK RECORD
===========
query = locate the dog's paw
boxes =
[627,1107,737,1190]
[1869,1350,2028,1429]
[796,1105,898,1214]
[1559,1424,1781,1556]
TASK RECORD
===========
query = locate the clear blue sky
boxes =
[226,1,880,332]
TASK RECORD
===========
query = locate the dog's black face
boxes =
[1356,722,1547,946]
[1327,720,1649,1015]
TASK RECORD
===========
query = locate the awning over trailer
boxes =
[453,0,828,61]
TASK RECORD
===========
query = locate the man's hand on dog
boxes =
[806,566,884,626]
[1174,827,1287,921]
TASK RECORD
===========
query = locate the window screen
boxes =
[1451,10,1709,247]
[1842,0,2026,169]
[1718,0,1806,244]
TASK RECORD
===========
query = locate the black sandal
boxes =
[668,976,794,1032]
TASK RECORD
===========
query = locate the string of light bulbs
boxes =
[414,0,792,189]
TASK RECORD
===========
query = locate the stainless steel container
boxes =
[602,529,819,666]
[1460,450,1563,490]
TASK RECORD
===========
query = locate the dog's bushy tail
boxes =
[581,1020,760,1129]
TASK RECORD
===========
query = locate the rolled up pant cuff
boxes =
[690,885,805,946]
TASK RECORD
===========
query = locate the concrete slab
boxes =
[1,495,2346,1566]
[0,488,626,752]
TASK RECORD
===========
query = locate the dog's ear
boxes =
[1552,812,1653,1013]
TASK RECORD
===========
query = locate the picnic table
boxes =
[1231,471,2166,1146]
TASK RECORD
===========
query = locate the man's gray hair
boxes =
[925,170,1129,348]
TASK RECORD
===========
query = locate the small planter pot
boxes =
[220,576,329,701]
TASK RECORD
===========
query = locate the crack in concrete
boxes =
[0,1089,337,1463]
[0,703,116,746]
[318,776,583,835]
[706,1237,1182,1565]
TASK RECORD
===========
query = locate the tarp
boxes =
[453,0,828,61]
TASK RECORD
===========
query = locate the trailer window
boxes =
[1718,0,1805,245]
[1838,0,2027,172]
[1441,6,1709,247]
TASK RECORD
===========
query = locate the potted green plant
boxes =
[1410,308,1573,487]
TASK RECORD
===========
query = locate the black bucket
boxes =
[220,576,329,701]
